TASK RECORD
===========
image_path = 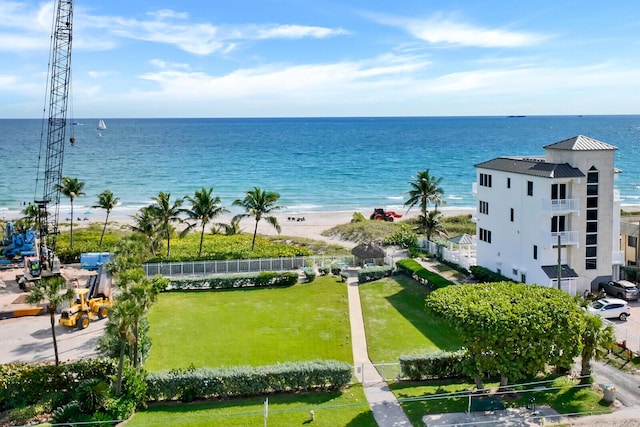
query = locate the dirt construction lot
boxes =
[0,265,106,364]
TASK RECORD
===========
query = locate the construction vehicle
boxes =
[370,208,403,222]
[59,264,113,329]
[21,0,75,287]
[80,252,113,271]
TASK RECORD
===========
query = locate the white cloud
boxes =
[371,12,547,48]
[253,24,349,39]
[147,9,189,20]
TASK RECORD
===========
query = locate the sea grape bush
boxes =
[146,360,352,402]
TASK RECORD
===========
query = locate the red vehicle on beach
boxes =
[370,208,402,222]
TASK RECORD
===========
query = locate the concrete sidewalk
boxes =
[347,271,412,426]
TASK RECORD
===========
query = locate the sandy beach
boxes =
[28,206,477,247]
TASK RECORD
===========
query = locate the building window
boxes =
[586,222,598,233]
[586,209,598,221]
[586,259,597,270]
[551,183,566,200]
[586,234,598,245]
[510,208,514,222]
[587,184,599,196]
[512,268,518,276]
[586,247,597,257]
[479,200,489,215]
[586,197,598,208]
[497,268,501,275]
[527,181,533,196]
[507,177,511,188]
[629,236,638,248]
[533,245,538,260]
[479,228,492,243]
[587,170,599,183]
[520,274,526,283]
[551,216,566,232]
[480,173,492,187]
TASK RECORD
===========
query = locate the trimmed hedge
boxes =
[396,259,454,289]
[0,359,117,411]
[166,271,298,291]
[357,265,394,283]
[469,265,511,283]
[146,360,352,402]
[399,350,468,381]
[302,267,316,282]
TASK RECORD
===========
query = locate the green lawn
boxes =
[358,275,462,364]
[146,276,352,371]
[127,384,375,427]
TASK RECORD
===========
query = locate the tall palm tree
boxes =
[148,192,184,258]
[232,187,283,250]
[93,189,120,248]
[20,202,39,230]
[423,209,448,241]
[130,206,162,256]
[26,276,75,365]
[109,297,137,396]
[404,169,446,233]
[55,176,86,250]
[580,312,615,382]
[183,187,228,257]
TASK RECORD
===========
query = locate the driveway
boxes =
[0,314,106,364]
[605,298,640,354]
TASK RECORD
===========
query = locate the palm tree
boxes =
[580,312,615,382]
[212,217,241,236]
[183,187,228,257]
[26,276,75,365]
[109,297,137,396]
[148,192,184,258]
[93,189,120,248]
[55,176,86,250]
[404,169,446,233]
[232,187,283,250]
[423,209,448,241]
[130,206,162,256]
[20,202,39,230]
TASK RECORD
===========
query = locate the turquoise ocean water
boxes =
[1,116,639,218]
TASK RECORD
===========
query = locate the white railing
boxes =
[542,198,580,213]
[550,230,579,246]
[471,182,477,196]
[614,189,621,202]
[550,278,578,296]
[417,238,477,270]
[143,255,355,277]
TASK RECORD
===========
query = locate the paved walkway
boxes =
[347,271,412,426]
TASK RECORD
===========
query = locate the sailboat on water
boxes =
[97,119,107,130]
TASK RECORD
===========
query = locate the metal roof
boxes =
[541,264,579,279]
[449,233,475,245]
[544,135,617,151]
[474,157,585,178]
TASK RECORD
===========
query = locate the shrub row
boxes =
[469,265,511,283]
[396,259,454,289]
[399,350,468,381]
[0,359,117,411]
[146,360,352,402]
[302,267,316,282]
[166,271,298,291]
[357,265,394,284]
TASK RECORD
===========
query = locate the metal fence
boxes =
[143,255,356,278]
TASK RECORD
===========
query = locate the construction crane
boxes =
[22,0,75,285]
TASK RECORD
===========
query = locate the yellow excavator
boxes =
[59,265,113,329]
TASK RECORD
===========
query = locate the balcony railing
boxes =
[542,198,580,213]
[550,230,579,246]
[472,182,477,196]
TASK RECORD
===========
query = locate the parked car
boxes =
[586,298,631,321]
[598,280,639,301]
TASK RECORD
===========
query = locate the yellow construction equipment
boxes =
[59,265,113,329]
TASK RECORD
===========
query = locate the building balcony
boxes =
[472,182,477,196]
[549,230,579,246]
[542,198,580,214]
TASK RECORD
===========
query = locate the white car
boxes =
[586,298,631,321]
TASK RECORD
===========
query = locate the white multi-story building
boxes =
[473,135,622,295]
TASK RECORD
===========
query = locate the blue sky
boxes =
[2,0,640,118]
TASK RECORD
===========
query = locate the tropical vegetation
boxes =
[55,176,86,250]
[404,169,445,233]
[233,187,283,250]
[93,189,120,248]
